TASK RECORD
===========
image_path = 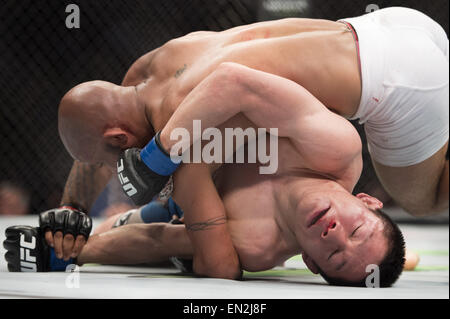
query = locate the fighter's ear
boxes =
[301,253,319,274]
[356,193,383,210]
[103,128,129,148]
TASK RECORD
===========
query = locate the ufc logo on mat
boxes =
[117,159,138,196]
[20,234,37,272]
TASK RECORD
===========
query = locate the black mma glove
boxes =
[39,205,92,239]
[3,226,75,272]
[117,132,180,206]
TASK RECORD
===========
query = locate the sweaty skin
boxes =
[129,18,447,217]
[128,18,361,125]
[79,138,388,283]
[75,63,392,282]
[56,18,362,261]
[168,135,387,282]
[61,17,446,215]
[59,18,360,199]
[56,17,441,265]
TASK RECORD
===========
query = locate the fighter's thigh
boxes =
[371,142,448,215]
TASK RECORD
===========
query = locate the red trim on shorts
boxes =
[341,21,362,76]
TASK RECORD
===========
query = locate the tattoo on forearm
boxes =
[174,64,187,78]
[186,216,227,231]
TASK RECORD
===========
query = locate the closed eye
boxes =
[328,249,339,261]
[351,224,363,237]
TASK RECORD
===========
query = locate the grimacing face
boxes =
[297,190,388,282]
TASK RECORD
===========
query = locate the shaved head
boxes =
[59,81,118,161]
[58,80,152,168]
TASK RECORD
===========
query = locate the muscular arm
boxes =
[172,163,242,280]
[159,62,362,181]
[76,163,241,275]
[60,161,112,212]
[77,223,192,265]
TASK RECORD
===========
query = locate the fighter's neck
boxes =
[135,75,180,136]
[134,81,156,137]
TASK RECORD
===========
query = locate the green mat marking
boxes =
[243,268,313,277]
[413,265,449,271]
[414,250,449,256]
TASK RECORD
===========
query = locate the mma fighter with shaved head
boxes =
[8,73,407,285]
[4,7,446,285]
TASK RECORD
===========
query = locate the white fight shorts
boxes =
[340,7,449,167]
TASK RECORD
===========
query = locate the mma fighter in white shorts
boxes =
[4,7,447,284]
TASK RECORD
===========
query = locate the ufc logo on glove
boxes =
[19,233,37,272]
[117,158,138,197]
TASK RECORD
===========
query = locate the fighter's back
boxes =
[125,17,362,121]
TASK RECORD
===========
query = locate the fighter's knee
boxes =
[406,207,433,218]
[430,200,449,217]
[404,202,446,217]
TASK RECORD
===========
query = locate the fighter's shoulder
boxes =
[122,49,159,86]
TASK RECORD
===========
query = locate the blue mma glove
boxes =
[113,198,184,228]
[117,132,180,206]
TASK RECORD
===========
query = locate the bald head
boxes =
[58,80,150,168]
[58,81,119,161]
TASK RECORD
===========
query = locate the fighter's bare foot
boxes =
[403,250,420,271]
